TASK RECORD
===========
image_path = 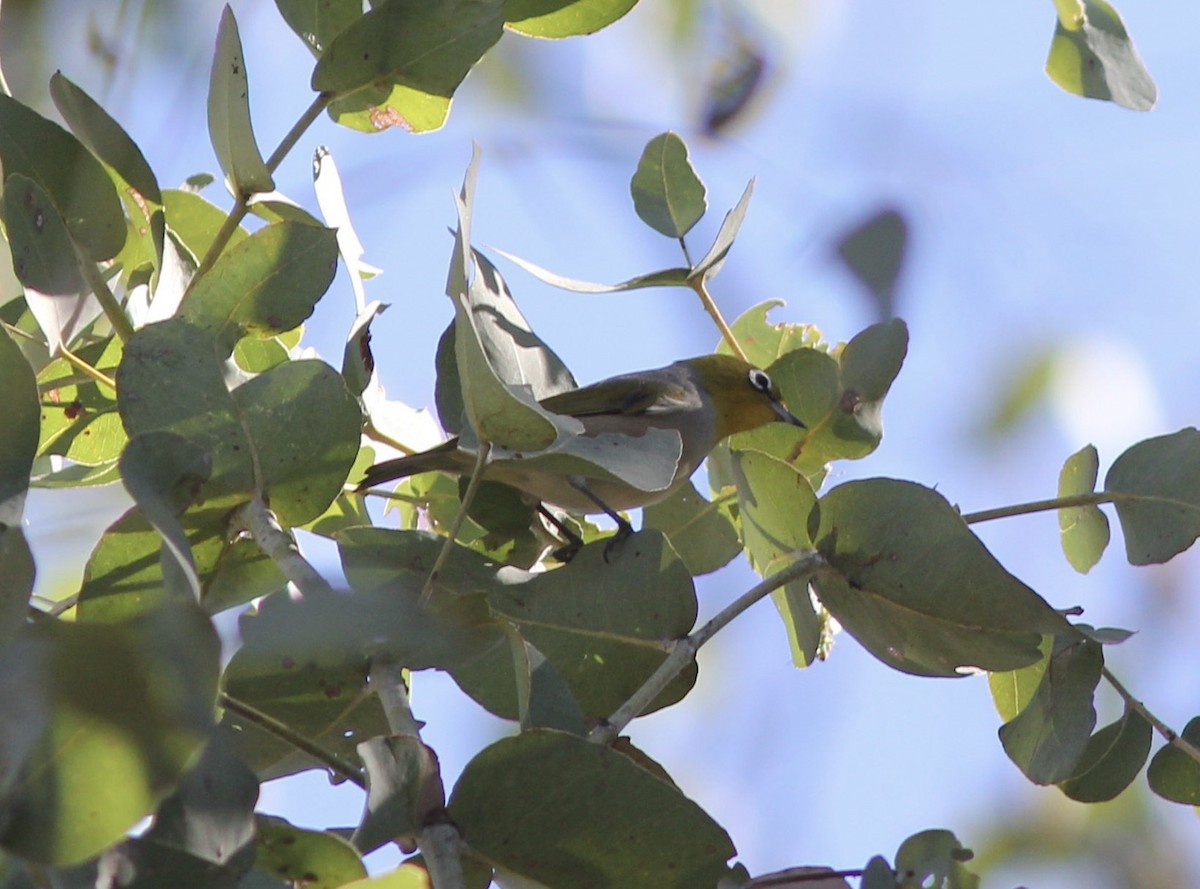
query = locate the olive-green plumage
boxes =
[357,354,803,514]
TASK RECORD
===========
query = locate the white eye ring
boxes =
[748,369,772,393]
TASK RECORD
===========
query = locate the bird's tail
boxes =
[355,438,463,490]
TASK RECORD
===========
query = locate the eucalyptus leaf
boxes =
[254,816,366,889]
[1058,444,1109,573]
[275,0,362,56]
[207,5,274,196]
[352,736,445,854]
[505,0,637,37]
[0,327,38,522]
[1046,0,1156,110]
[4,173,85,296]
[630,131,707,239]
[834,207,907,319]
[643,480,742,576]
[495,249,692,294]
[1058,706,1151,802]
[1146,716,1200,805]
[689,178,753,281]
[1105,428,1200,565]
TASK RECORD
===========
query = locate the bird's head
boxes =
[682,354,806,441]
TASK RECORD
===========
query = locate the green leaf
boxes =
[1046,0,1156,111]
[0,526,34,645]
[894,829,979,889]
[835,207,907,318]
[164,188,250,262]
[999,637,1103,785]
[0,604,219,865]
[313,0,504,133]
[4,173,85,295]
[812,479,1073,677]
[119,432,211,603]
[689,178,753,282]
[505,0,637,37]
[630,132,707,239]
[1146,716,1200,804]
[1105,428,1200,565]
[208,5,274,196]
[0,93,126,261]
[118,319,361,526]
[50,71,163,205]
[643,480,742,576]
[180,221,338,356]
[488,530,699,718]
[728,448,817,574]
[718,300,826,370]
[275,0,363,55]
[0,327,39,517]
[36,334,124,468]
[988,635,1053,723]
[771,575,827,669]
[1058,444,1109,572]
[495,249,692,294]
[1058,706,1152,802]
[255,816,367,889]
[509,633,587,734]
[447,730,736,888]
[352,736,445,854]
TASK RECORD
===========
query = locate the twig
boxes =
[370,657,466,889]
[58,346,117,390]
[75,246,135,343]
[419,442,490,605]
[689,276,746,361]
[961,491,1114,525]
[1102,666,1200,766]
[589,552,824,745]
[233,495,334,598]
[219,691,365,788]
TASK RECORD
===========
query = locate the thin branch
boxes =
[961,491,1115,525]
[58,346,117,390]
[193,92,333,281]
[589,552,824,745]
[689,276,746,361]
[1102,666,1200,766]
[219,691,365,788]
[75,247,135,343]
[420,442,491,605]
[233,495,334,598]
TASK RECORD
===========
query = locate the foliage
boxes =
[0,1,1184,888]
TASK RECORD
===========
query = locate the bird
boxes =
[357,354,805,548]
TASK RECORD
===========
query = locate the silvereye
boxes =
[358,354,804,532]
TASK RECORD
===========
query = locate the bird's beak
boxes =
[773,401,806,428]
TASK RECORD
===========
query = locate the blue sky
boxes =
[20,1,1200,884]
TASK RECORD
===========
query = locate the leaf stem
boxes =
[75,246,135,343]
[589,551,824,745]
[219,691,366,788]
[1102,666,1200,767]
[234,495,334,598]
[689,276,746,361]
[420,442,491,605]
[961,491,1115,525]
[58,346,117,390]
[193,92,332,281]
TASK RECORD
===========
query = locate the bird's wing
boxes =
[538,373,690,418]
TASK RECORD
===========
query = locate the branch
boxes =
[589,552,824,745]
[219,691,365,788]
[1102,666,1200,767]
[370,658,466,889]
[688,276,746,361]
[233,494,334,598]
[961,491,1114,525]
[75,243,135,343]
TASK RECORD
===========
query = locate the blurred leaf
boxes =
[999,636,1102,785]
[505,0,637,37]
[254,816,366,889]
[0,327,38,522]
[0,93,126,261]
[120,432,212,603]
[643,480,742,575]
[835,207,907,318]
[812,479,1073,676]
[447,730,736,888]
[702,21,767,135]
[353,736,445,854]
[729,448,817,573]
[978,344,1058,439]
[1146,716,1200,804]
[4,173,85,295]
[1059,706,1152,802]
[0,604,219,865]
[630,131,707,238]
[690,178,753,281]
[275,0,362,55]
[207,6,274,196]
[1058,444,1109,572]
[1046,0,1156,111]
[893,829,978,889]
[488,530,699,718]
[1105,428,1200,565]
[313,0,504,133]
[0,526,34,645]
[179,221,338,356]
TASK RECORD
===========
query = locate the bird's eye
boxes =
[748,369,772,393]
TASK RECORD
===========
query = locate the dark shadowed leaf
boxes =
[275,0,362,55]
[643,480,742,576]
[630,132,707,239]
[1059,706,1152,802]
[835,207,907,318]
[1105,428,1200,565]
[1147,716,1200,805]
